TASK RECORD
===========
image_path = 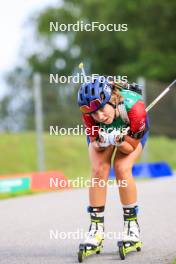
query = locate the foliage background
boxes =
[0,0,176,175]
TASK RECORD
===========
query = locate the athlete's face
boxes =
[91,103,116,124]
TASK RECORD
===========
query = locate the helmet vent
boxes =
[85,86,88,94]
[91,88,95,95]
[100,92,105,100]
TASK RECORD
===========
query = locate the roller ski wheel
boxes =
[118,240,142,260]
[78,242,103,263]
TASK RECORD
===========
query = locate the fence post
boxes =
[33,73,45,171]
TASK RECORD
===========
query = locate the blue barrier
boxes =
[109,162,173,178]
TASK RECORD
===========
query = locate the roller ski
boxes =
[118,206,142,260]
[78,206,105,263]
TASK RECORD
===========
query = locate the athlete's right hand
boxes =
[98,131,111,147]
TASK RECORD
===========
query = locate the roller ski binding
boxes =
[118,206,142,260]
[78,206,104,263]
[78,239,103,263]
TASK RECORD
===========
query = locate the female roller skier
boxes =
[77,76,149,260]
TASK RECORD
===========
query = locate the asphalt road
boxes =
[0,177,176,264]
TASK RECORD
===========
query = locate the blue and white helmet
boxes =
[77,76,112,114]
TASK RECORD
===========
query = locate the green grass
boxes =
[0,190,36,200]
[0,133,175,181]
[146,136,176,169]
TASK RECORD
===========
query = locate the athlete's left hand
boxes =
[108,127,130,146]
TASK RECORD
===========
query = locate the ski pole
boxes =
[79,62,87,82]
[146,80,176,112]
